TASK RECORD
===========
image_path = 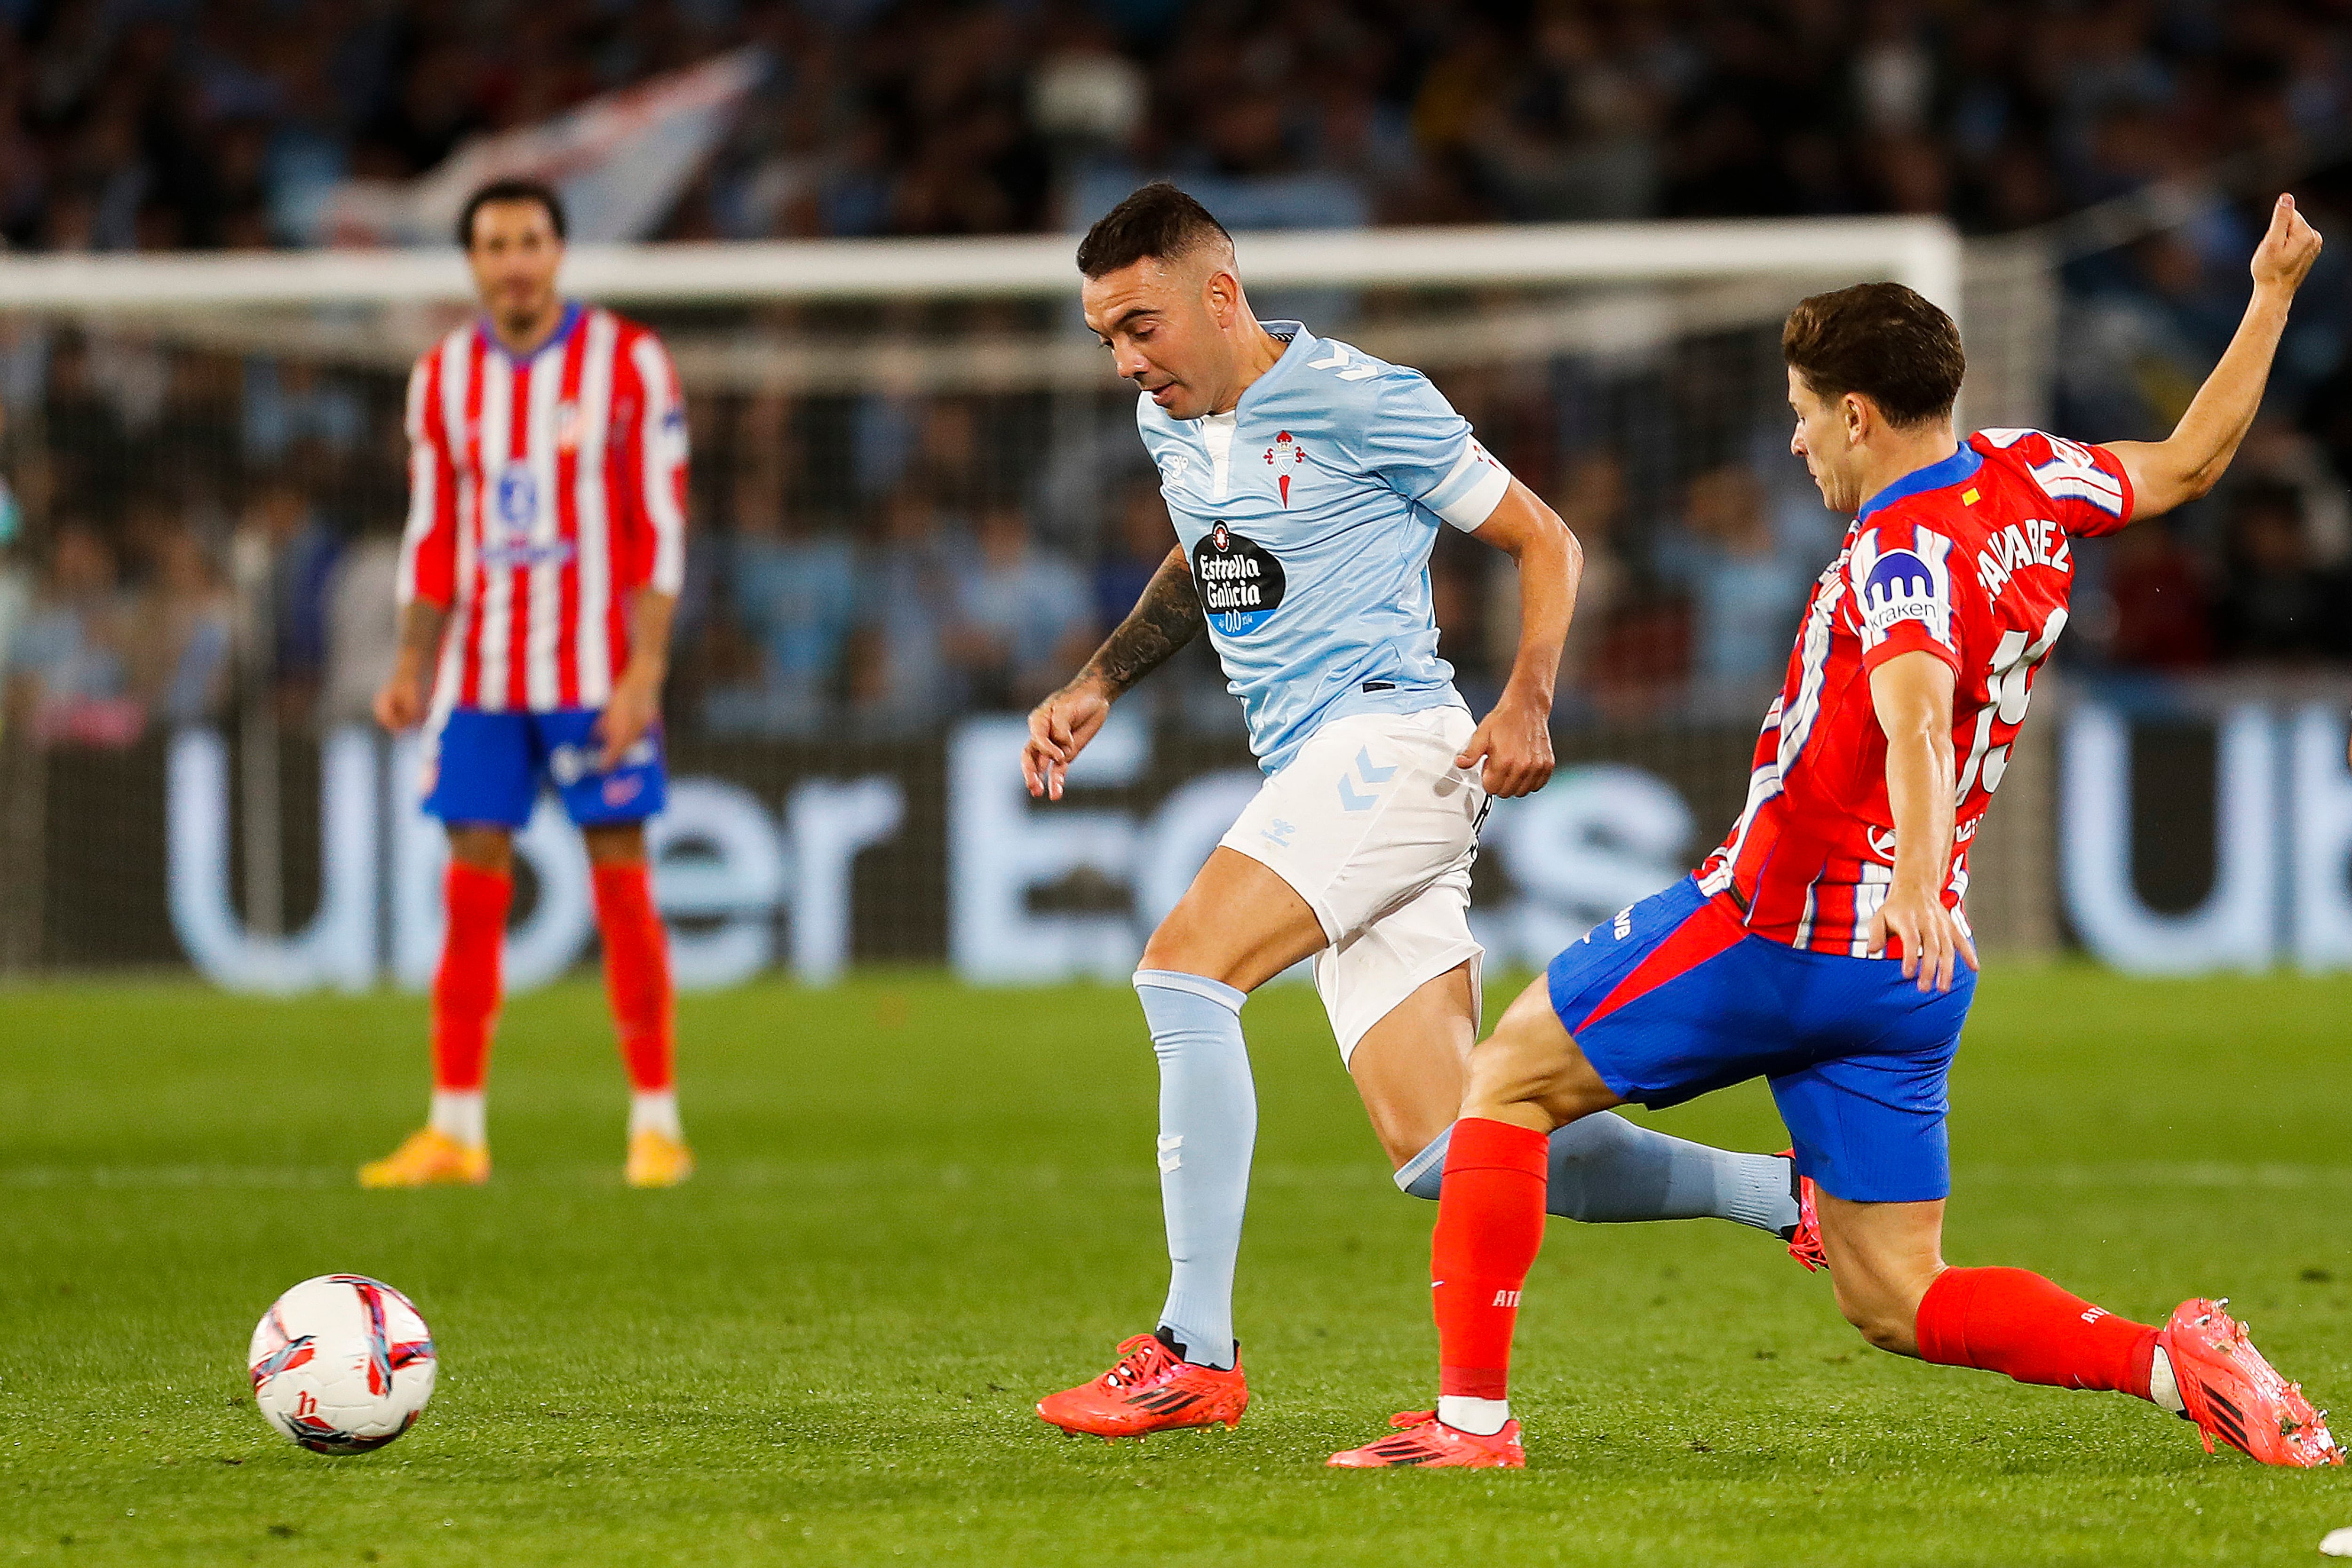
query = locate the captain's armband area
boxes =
[1427,438,1513,531]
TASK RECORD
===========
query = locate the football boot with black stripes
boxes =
[2161,1297,2340,1467]
[1035,1330,1247,1438]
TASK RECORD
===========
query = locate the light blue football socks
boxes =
[1132,970,1795,1373]
[1133,969,1254,1371]
[1396,1113,1800,1236]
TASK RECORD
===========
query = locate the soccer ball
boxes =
[246,1274,437,1454]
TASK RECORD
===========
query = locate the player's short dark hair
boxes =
[1076,182,1233,279]
[457,178,567,250]
[1781,281,1964,429]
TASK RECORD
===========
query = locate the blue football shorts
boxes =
[419,707,668,829]
[1545,876,1976,1204]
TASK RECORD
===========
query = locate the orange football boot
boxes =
[358,1128,488,1188]
[1328,1410,1526,1469]
[1779,1150,1828,1273]
[1036,1331,1248,1438]
[625,1130,695,1188]
[2160,1297,2341,1467]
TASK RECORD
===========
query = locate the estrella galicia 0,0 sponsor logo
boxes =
[1193,521,1287,635]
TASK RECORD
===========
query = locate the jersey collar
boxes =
[477,299,583,364]
[1230,319,1310,418]
[1855,441,1982,522]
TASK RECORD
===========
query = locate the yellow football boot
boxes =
[625,1130,695,1188]
[359,1128,490,1188]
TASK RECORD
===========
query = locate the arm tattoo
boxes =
[1080,548,1203,697]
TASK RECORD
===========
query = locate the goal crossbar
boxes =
[0,216,1961,314]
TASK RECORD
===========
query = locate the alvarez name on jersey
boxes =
[1698,428,2134,953]
[1135,321,1510,774]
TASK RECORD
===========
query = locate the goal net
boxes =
[0,216,2066,988]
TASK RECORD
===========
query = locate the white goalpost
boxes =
[0,216,1965,307]
[0,217,2019,406]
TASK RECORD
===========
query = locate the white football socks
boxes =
[2148,1345,2185,1414]
[429,1090,682,1144]
[429,1090,485,1148]
[629,1090,683,1140]
[1437,1395,1511,1436]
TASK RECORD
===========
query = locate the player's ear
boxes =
[1203,266,1236,325]
[1841,392,1871,444]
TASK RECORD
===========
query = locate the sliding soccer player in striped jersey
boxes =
[1335,196,2339,1469]
[360,178,693,1191]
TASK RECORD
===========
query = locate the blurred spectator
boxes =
[0,0,2337,255]
[1657,464,1811,689]
[2212,484,2342,661]
[318,523,399,729]
[133,525,232,726]
[5,522,140,747]
[1093,477,1172,633]
[1431,527,1495,701]
[0,527,29,741]
[233,479,340,716]
[709,506,859,738]
[848,487,967,737]
[952,504,1095,710]
[2225,422,2352,569]
[2104,519,2212,671]
[1531,452,1632,704]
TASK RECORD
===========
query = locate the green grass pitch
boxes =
[5,966,2351,1565]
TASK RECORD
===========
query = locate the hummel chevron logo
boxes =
[1337,748,1395,812]
[1157,1135,1183,1173]
[1306,342,1379,381]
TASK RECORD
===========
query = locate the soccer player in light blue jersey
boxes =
[1026,184,1816,1438]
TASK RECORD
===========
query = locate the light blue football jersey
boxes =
[1135,321,1510,774]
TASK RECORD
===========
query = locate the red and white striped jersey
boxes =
[1695,429,2134,953]
[397,302,688,714]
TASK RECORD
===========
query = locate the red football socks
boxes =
[431,862,511,1093]
[1432,1118,1552,1401]
[593,861,675,1094]
[1914,1266,2157,1397]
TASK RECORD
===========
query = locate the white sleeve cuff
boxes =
[1429,438,1513,531]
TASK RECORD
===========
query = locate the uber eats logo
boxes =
[1194,521,1286,635]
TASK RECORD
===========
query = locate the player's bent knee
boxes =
[1834,1290,1921,1356]
[1463,991,1618,1126]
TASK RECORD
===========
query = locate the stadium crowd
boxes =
[4,0,2352,747]
[0,0,2339,246]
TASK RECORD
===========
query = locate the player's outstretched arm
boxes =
[1023,545,1201,801]
[1457,478,1581,798]
[2107,193,2324,521]
[1865,649,1978,994]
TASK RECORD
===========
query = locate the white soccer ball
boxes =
[246,1274,437,1454]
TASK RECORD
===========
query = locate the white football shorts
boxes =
[1218,705,1488,1064]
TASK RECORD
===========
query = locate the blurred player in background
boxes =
[360,178,693,1191]
[1333,196,2336,1470]
[1027,184,1818,1439]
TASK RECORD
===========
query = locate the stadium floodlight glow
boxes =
[0,216,1963,317]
